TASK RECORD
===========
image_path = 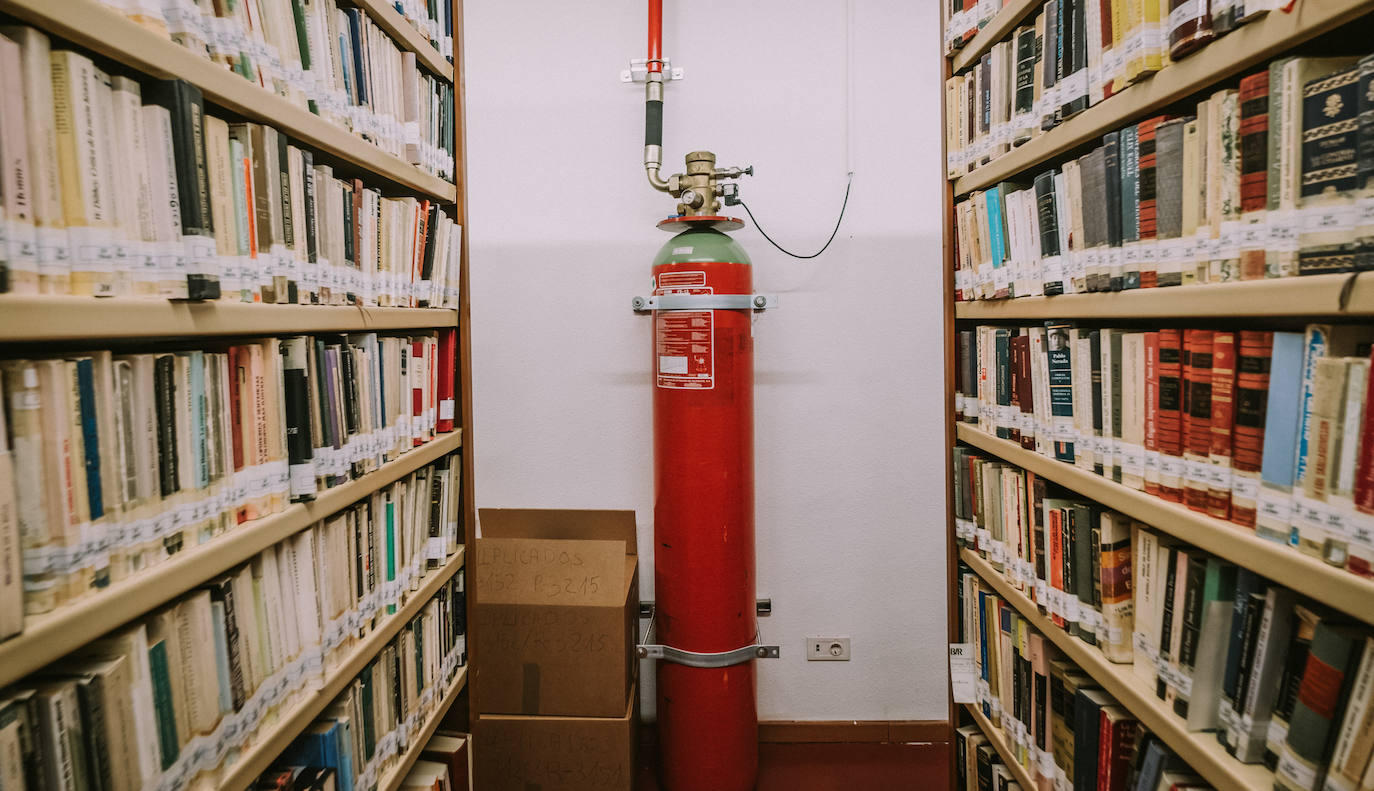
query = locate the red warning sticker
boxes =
[656,311,713,389]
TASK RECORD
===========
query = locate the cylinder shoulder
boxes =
[653,228,752,266]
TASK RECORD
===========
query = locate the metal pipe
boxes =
[648,0,662,72]
[643,0,669,192]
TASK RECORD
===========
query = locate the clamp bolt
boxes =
[632,296,648,311]
[753,295,767,308]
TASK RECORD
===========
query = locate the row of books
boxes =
[0,31,463,305]
[257,732,469,791]
[958,567,1217,791]
[0,511,465,791]
[954,323,1374,576]
[961,534,1374,790]
[0,328,460,636]
[943,0,1010,54]
[952,53,1374,301]
[943,0,1295,178]
[957,448,1374,783]
[91,0,456,179]
[389,0,456,64]
[256,584,466,791]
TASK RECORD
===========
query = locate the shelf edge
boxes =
[0,430,463,687]
[955,425,1374,624]
[215,549,466,790]
[960,550,1275,791]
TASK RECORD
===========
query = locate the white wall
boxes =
[464,0,948,722]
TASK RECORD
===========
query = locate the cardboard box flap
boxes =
[476,537,626,606]
[478,509,638,555]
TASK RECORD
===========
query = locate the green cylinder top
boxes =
[653,227,752,267]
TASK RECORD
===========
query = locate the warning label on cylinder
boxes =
[656,311,713,390]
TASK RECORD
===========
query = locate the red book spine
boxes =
[1183,329,1215,513]
[1019,336,1035,450]
[1208,332,1237,519]
[1158,329,1185,502]
[1099,0,1116,100]
[1103,716,1139,791]
[436,328,456,434]
[1137,116,1175,289]
[1238,70,1270,214]
[1145,332,1161,496]
[412,339,425,446]
[1010,337,1023,445]
[228,345,245,474]
[1352,350,1374,577]
[1049,508,1065,628]
[1231,330,1273,528]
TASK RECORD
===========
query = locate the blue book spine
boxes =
[986,186,1007,274]
[978,590,990,718]
[75,358,103,520]
[209,601,233,714]
[1293,327,1328,498]
[334,719,355,791]
[1257,332,1306,544]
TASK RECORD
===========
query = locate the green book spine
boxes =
[1275,624,1364,791]
[146,642,179,771]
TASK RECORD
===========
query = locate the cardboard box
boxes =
[474,509,638,717]
[474,689,638,791]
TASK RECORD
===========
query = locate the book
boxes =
[1275,623,1368,791]
[1299,67,1361,275]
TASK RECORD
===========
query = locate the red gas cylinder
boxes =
[650,217,758,791]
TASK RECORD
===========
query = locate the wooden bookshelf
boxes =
[953,272,1374,320]
[961,702,1040,791]
[956,424,1374,624]
[0,297,458,342]
[376,670,468,791]
[0,0,457,203]
[952,0,1374,197]
[349,0,452,80]
[961,550,1274,791]
[950,0,1042,74]
[0,430,462,688]
[216,551,468,790]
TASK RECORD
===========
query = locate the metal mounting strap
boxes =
[631,294,777,312]
[637,641,781,668]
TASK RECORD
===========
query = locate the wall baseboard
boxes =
[758,720,949,744]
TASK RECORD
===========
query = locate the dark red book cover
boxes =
[413,338,426,446]
[1208,332,1237,519]
[1238,71,1270,213]
[1009,335,1022,445]
[436,328,457,434]
[1097,709,1140,791]
[1099,0,1116,100]
[1137,115,1176,289]
[1353,350,1374,576]
[1182,329,1215,513]
[228,344,245,476]
[1016,335,1035,450]
[1158,329,1185,502]
[1145,331,1160,496]
[1231,330,1273,528]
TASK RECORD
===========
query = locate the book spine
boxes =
[1046,323,1076,463]
[1158,329,1185,501]
[1299,68,1360,275]
[1183,330,1215,512]
[1145,332,1161,494]
[1231,330,1274,528]
[1209,331,1238,519]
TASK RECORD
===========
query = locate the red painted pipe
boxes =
[648,0,662,72]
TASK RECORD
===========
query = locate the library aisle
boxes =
[7,0,1374,790]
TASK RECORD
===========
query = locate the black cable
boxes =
[737,173,853,259]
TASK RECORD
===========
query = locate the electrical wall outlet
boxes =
[806,637,850,661]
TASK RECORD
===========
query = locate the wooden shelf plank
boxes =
[956,425,1374,624]
[376,670,468,791]
[950,0,1042,74]
[953,273,1374,320]
[0,297,457,342]
[952,0,1374,197]
[0,0,456,202]
[216,553,468,790]
[961,550,1275,791]
[961,702,1041,791]
[0,430,462,687]
[348,0,452,81]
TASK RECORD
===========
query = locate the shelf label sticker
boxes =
[950,643,977,703]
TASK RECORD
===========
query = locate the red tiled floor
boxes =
[637,741,951,791]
